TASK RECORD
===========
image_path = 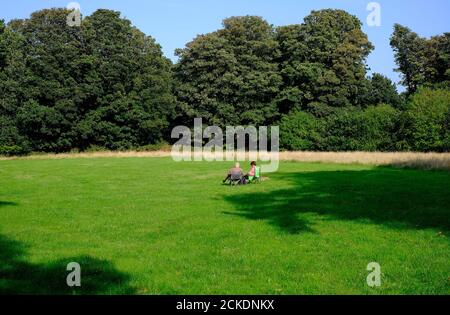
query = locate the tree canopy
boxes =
[1,9,174,153]
[174,16,282,128]
[391,24,450,94]
[277,9,374,116]
[359,73,403,109]
[0,8,449,155]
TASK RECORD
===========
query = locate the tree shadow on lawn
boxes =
[0,201,18,207]
[223,167,450,235]
[0,234,136,294]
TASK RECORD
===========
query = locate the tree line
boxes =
[0,8,449,155]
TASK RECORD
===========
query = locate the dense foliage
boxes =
[397,88,450,151]
[280,104,401,152]
[0,9,174,154]
[279,111,324,151]
[391,24,450,94]
[0,8,449,155]
[174,16,282,128]
[276,10,374,116]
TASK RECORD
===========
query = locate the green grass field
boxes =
[0,157,449,294]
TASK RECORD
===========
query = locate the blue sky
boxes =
[2,0,450,90]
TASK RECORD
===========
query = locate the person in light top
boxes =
[223,162,244,183]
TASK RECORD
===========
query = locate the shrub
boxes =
[398,88,450,151]
[322,108,363,151]
[323,105,400,151]
[83,145,108,153]
[359,104,400,151]
[443,109,450,151]
[135,142,171,152]
[0,145,27,156]
[279,111,324,151]
[0,116,30,156]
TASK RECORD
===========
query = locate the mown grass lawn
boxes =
[0,157,449,294]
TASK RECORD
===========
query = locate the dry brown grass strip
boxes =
[1,151,449,170]
[278,151,450,170]
[0,151,172,161]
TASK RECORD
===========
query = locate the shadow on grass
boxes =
[0,201,18,207]
[224,167,450,234]
[0,234,136,294]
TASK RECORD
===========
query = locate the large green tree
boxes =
[425,33,450,87]
[0,19,31,154]
[390,24,427,94]
[174,16,282,128]
[9,9,83,151]
[390,24,450,93]
[0,20,5,68]
[276,9,374,116]
[1,9,175,152]
[75,9,175,150]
